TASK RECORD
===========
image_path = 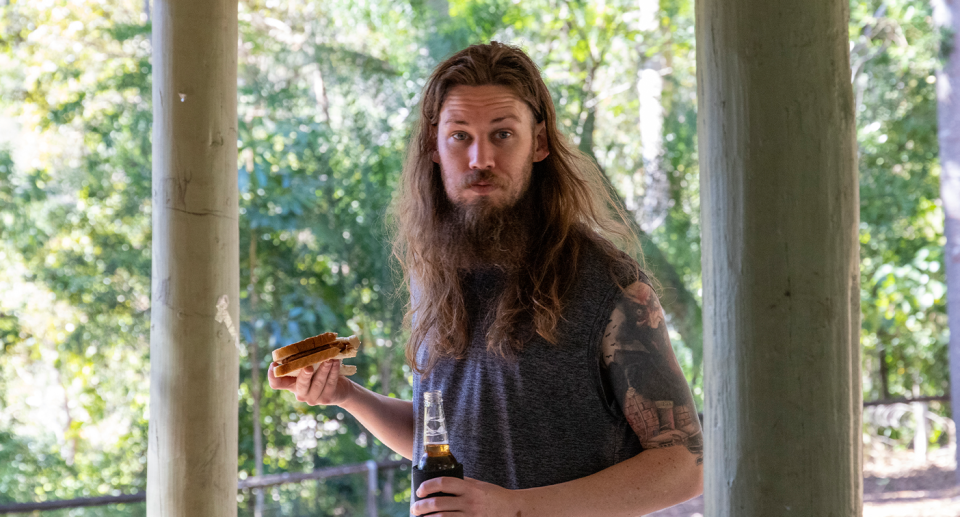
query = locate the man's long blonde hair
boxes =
[391,42,646,375]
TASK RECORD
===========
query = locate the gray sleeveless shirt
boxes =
[412,240,648,489]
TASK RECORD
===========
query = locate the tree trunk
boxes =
[932,0,960,486]
[636,62,670,234]
[147,0,240,515]
[633,0,670,234]
[696,0,861,514]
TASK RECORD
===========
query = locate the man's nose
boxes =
[468,138,494,170]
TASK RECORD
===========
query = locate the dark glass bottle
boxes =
[412,390,464,505]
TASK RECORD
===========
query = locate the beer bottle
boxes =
[412,390,463,504]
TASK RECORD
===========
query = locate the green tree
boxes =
[851,0,949,412]
[0,0,951,513]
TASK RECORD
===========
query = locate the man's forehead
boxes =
[439,85,531,125]
[442,112,523,126]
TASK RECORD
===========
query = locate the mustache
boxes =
[460,169,500,189]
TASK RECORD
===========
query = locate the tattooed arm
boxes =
[601,281,704,465]
[411,281,703,517]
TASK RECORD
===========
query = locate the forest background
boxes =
[0,0,951,515]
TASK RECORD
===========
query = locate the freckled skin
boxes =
[601,281,704,465]
[432,84,550,209]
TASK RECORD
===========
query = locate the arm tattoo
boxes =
[601,282,704,466]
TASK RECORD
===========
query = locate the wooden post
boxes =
[366,460,379,517]
[913,401,928,462]
[147,0,240,515]
[696,0,862,513]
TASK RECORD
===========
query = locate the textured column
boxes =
[695,0,862,514]
[147,0,239,514]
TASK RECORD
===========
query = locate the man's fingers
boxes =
[320,360,341,395]
[305,363,330,403]
[412,494,459,516]
[416,477,465,498]
[267,362,296,390]
[294,365,317,399]
[276,360,347,405]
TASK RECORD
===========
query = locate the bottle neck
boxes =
[419,390,459,471]
[422,390,449,447]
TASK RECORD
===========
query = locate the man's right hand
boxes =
[267,359,354,406]
[268,357,415,459]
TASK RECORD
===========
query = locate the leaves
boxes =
[0,0,950,511]
[852,0,948,406]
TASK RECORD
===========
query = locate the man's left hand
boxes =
[411,476,520,516]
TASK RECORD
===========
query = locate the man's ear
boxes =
[533,121,550,163]
[432,149,440,164]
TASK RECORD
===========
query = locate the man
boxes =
[268,42,703,516]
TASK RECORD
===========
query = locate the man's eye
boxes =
[497,131,512,139]
[452,133,468,141]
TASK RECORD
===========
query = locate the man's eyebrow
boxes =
[444,114,522,126]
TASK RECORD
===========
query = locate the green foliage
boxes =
[851,0,949,408]
[0,0,951,512]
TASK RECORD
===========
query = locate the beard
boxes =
[438,165,537,270]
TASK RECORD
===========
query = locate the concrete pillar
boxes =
[695,0,862,513]
[147,0,240,514]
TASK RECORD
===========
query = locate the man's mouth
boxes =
[460,170,500,196]
[467,182,496,194]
